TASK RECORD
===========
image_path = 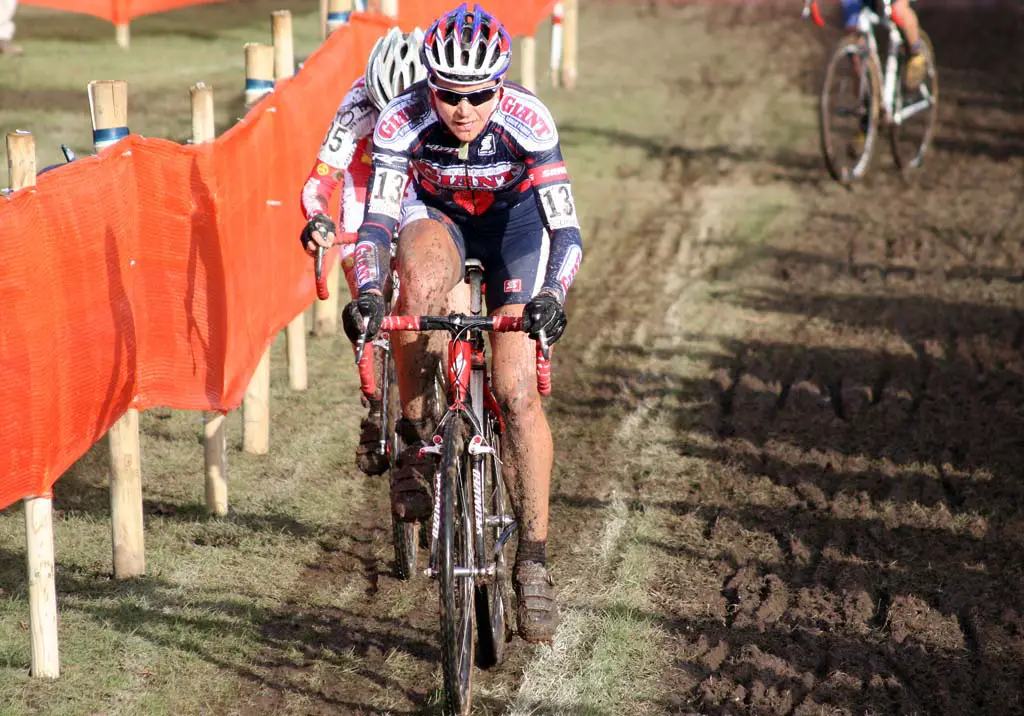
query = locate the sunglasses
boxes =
[428,78,502,107]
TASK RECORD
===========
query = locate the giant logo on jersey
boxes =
[499,95,553,141]
[377,107,414,141]
[413,161,525,191]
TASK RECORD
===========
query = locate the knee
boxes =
[395,221,458,309]
[491,364,541,422]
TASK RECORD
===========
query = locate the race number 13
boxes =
[368,168,407,215]
[539,184,578,230]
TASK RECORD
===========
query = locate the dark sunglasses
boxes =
[428,79,502,107]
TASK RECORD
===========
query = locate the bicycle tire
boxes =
[387,350,419,581]
[819,39,882,183]
[890,30,938,172]
[474,413,513,669]
[439,415,476,716]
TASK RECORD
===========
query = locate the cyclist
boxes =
[299,27,428,477]
[342,3,583,644]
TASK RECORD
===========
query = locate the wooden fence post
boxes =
[8,130,61,679]
[561,0,578,90]
[550,2,564,87]
[190,82,229,516]
[326,0,353,35]
[241,44,274,455]
[520,36,537,94]
[88,79,146,579]
[272,10,310,393]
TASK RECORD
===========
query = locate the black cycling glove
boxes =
[522,293,568,345]
[342,292,385,344]
[300,214,336,256]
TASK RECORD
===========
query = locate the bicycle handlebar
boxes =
[801,0,825,28]
[357,313,553,398]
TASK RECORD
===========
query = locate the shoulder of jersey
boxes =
[495,84,559,150]
[373,85,435,150]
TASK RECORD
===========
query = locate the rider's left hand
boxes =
[523,292,567,345]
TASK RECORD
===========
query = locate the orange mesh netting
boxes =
[0,3,560,509]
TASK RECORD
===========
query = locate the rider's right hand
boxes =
[342,291,385,344]
[301,214,337,256]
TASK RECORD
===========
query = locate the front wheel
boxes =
[890,30,939,171]
[819,39,882,183]
[439,416,476,716]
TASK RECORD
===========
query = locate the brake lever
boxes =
[354,316,369,365]
[538,329,551,361]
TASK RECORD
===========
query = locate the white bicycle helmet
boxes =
[365,27,428,112]
[421,3,512,86]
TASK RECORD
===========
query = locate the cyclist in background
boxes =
[342,3,583,644]
[299,27,428,477]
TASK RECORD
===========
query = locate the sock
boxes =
[517,539,547,566]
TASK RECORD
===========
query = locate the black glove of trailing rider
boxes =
[522,292,568,345]
[300,214,336,256]
[343,292,385,344]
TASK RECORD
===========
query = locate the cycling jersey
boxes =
[301,77,377,231]
[300,78,384,293]
[354,81,583,305]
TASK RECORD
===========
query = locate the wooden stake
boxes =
[271,10,295,81]
[241,43,274,451]
[561,0,579,90]
[271,9,309,392]
[550,2,564,87]
[87,80,129,153]
[244,43,275,108]
[326,0,353,35]
[8,130,60,679]
[521,36,537,94]
[89,80,145,579]
[243,349,271,454]
[108,408,145,578]
[191,82,229,516]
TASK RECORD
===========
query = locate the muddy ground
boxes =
[239,2,1024,714]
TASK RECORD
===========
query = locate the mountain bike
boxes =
[802,0,938,183]
[357,258,553,715]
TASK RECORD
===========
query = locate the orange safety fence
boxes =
[19,0,227,25]
[0,1,560,511]
[18,0,556,35]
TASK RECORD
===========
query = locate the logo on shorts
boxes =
[316,162,330,176]
[503,279,522,293]
[479,134,495,156]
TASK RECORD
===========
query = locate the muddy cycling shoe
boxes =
[904,51,927,90]
[390,417,436,522]
[355,398,388,476]
[513,561,559,644]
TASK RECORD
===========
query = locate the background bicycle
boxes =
[803,0,938,183]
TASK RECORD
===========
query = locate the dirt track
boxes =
[242,2,1024,714]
